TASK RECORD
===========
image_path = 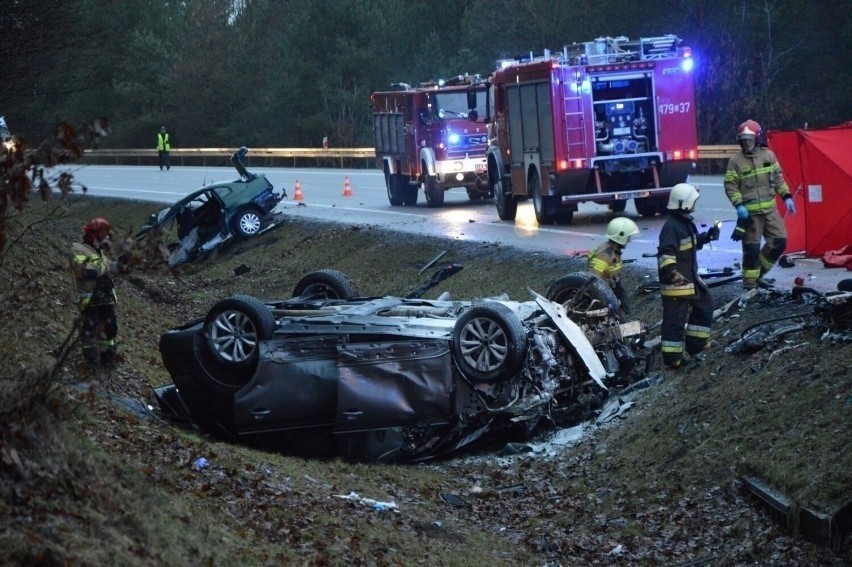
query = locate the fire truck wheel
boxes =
[634,197,657,218]
[423,174,444,207]
[385,170,403,206]
[653,196,669,215]
[494,179,517,221]
[402,180,418,205]
[609,199,627,213]
[555,210,574,224]
[531,175,554,225]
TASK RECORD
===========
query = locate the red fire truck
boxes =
[371,75,489,207]
[486,34,698,224]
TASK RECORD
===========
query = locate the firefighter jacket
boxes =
[71,242,116,310]
[723,146,790,215]
[657,213,712,299]
[157,132,170,151]
[587,240,622,286]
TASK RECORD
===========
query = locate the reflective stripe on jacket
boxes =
[71,242,116,308]
[723,146,790,214]
[587,241,622,286]
[157,132,170,151]
[657,213,706,299]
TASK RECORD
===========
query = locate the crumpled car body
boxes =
[155,270,650,462]
[137,147,283,266]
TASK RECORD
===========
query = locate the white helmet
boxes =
[667,183,700,211]
[606,217,640,245]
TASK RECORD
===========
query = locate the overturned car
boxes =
[137,147,284,266]
[155,270,651,462]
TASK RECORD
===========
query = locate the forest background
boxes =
[2,0,850,150]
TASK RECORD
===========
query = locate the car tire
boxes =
[292,269,360,299]
[233,208,264,238]
[545,272,619,313]
[203,294,275,383]
[452,302,528,384]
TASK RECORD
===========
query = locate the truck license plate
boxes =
[475,163,487,172]
[612,190,650,200]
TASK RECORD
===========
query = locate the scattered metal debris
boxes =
[418,250,449,275]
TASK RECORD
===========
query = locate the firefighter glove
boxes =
[706,222,721,242]
[670,270,687,287]
[731,217,751,242]
[736,204,749,220]
[785,197,797,215]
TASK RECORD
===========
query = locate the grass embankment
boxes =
[0,196,848,565]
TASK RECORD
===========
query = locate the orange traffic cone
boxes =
[293,180,303,201]
[342,176,353,197]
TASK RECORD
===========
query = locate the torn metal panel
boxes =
[531,290,609,388]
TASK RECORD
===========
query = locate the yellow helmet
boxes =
[667,183,700,211]
[606,217,640,245]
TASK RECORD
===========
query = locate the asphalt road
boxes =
[61,163,746,272]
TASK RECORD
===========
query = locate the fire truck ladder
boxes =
[563,77,587,160]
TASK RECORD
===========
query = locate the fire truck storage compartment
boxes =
[591,73,657,168]
[373,113,406,155]
[506,82,554,166]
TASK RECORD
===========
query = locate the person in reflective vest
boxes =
[71,217,118,366]
[657,184,720,369]
[157,126,171,170]
[587,217,639,315]
[724,119,795,289]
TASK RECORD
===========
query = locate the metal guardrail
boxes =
[84,145,739,166]
[84,147,377,167]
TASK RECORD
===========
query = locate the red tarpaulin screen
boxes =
[768,122,852,256]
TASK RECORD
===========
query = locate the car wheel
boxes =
[203,294,275,380]
[292,269,360,299]
[233,208,264,238]
[545,272,619,313]
[452,302,528,384]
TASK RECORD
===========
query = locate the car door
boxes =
[334,340,454,432]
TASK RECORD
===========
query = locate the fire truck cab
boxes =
[371,75,489,207]
[486,34,698,224]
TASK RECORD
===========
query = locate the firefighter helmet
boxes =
[667,183,700,211]
[83,217,112,242]
[606,217,640,246]
[736,119,762,140]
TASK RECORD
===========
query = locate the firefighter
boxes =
[724,119,796,289]
[657,183,720,369]
[71,217,118,366]
[587,217,639,314]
